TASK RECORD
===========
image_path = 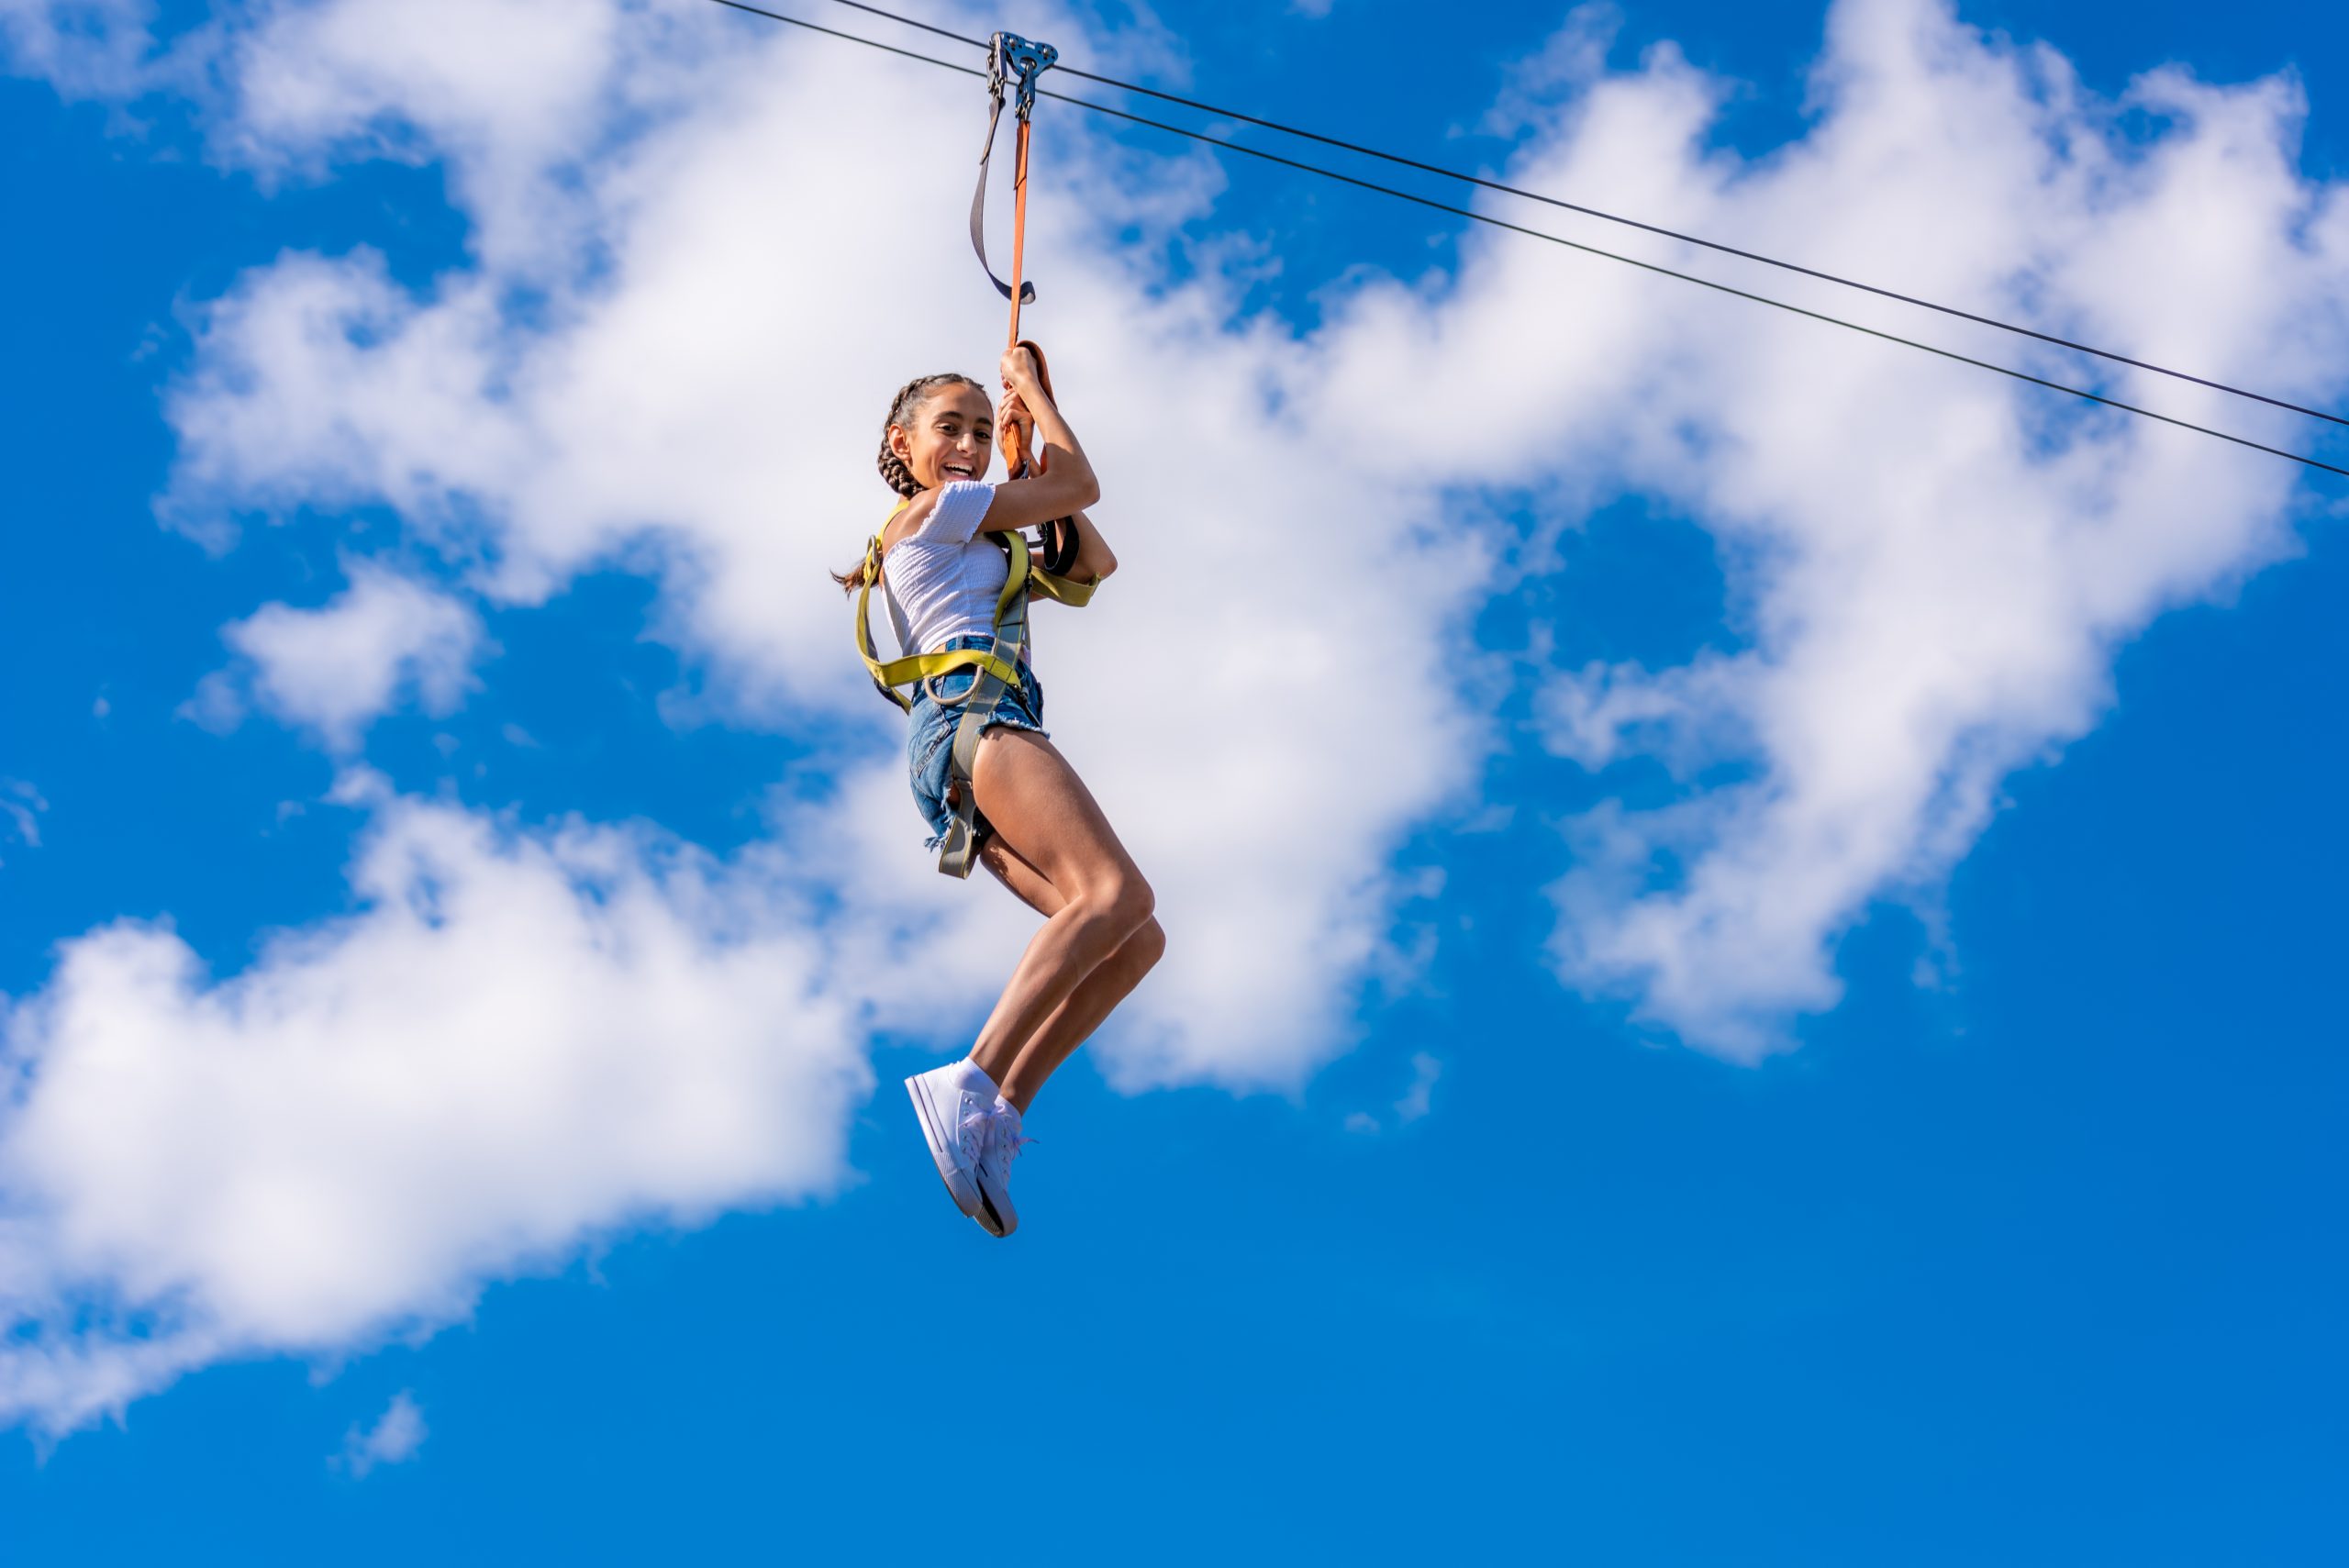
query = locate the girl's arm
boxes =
[977,346,1099,535]
[1056,507,1117,584]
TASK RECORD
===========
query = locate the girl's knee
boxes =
[1128,916,1166,973]
[1094,872,1153,934]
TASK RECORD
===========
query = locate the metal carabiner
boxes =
[989,31,1058,120]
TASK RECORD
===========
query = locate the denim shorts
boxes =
[907,634,1049,851]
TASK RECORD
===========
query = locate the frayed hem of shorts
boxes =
[984,717,1050,742]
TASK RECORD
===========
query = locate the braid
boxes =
[876,434,922,499]
[834,371,988,595]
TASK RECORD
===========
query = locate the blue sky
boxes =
[4,1,2346,1562]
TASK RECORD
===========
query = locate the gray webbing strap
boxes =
[967,90,1032,307]
[933,574,1030,879]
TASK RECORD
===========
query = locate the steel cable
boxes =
[700,0,2348,480]
[805,0,2349,433]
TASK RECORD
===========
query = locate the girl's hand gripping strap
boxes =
[1000,338,1083,576]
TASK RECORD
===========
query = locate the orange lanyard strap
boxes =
[971,32,1079,575]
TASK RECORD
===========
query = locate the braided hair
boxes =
[834,372,987,594]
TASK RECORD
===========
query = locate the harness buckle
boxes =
[989,31,1057,120]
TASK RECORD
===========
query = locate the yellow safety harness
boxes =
[854,500,1095,877]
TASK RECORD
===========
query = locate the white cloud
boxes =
[1478,1,1620,139]
[1537,654,1753,774]
[1394,1051,1441,1124]
[0,780,47,861]
[190,561,492,752]
[1300,0,2348,1054]
[336,1388,426,1476]
[0,779,866,1434]
[1348,1051,1441,1135]
[0,0,158,98]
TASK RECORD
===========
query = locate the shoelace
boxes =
[994,1114,1036,1169]
[960,1103,1034,1177]
[955,1102,992,1166]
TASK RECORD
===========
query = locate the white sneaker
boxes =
[970,1096,1033,1239]
[905,1062,996,1230]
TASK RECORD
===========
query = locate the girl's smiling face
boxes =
[890,382,995,489]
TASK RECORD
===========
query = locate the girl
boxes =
[842,345,1163,1237]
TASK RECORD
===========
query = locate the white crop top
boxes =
[881,481,1021,658]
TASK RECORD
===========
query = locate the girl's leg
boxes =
[961,728,1154,1100]
[977,835,1164,1112]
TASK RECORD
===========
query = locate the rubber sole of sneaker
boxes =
[904,1073,996,1233]
[974,1187,1008,1238]
[973,1166,1018,1239]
